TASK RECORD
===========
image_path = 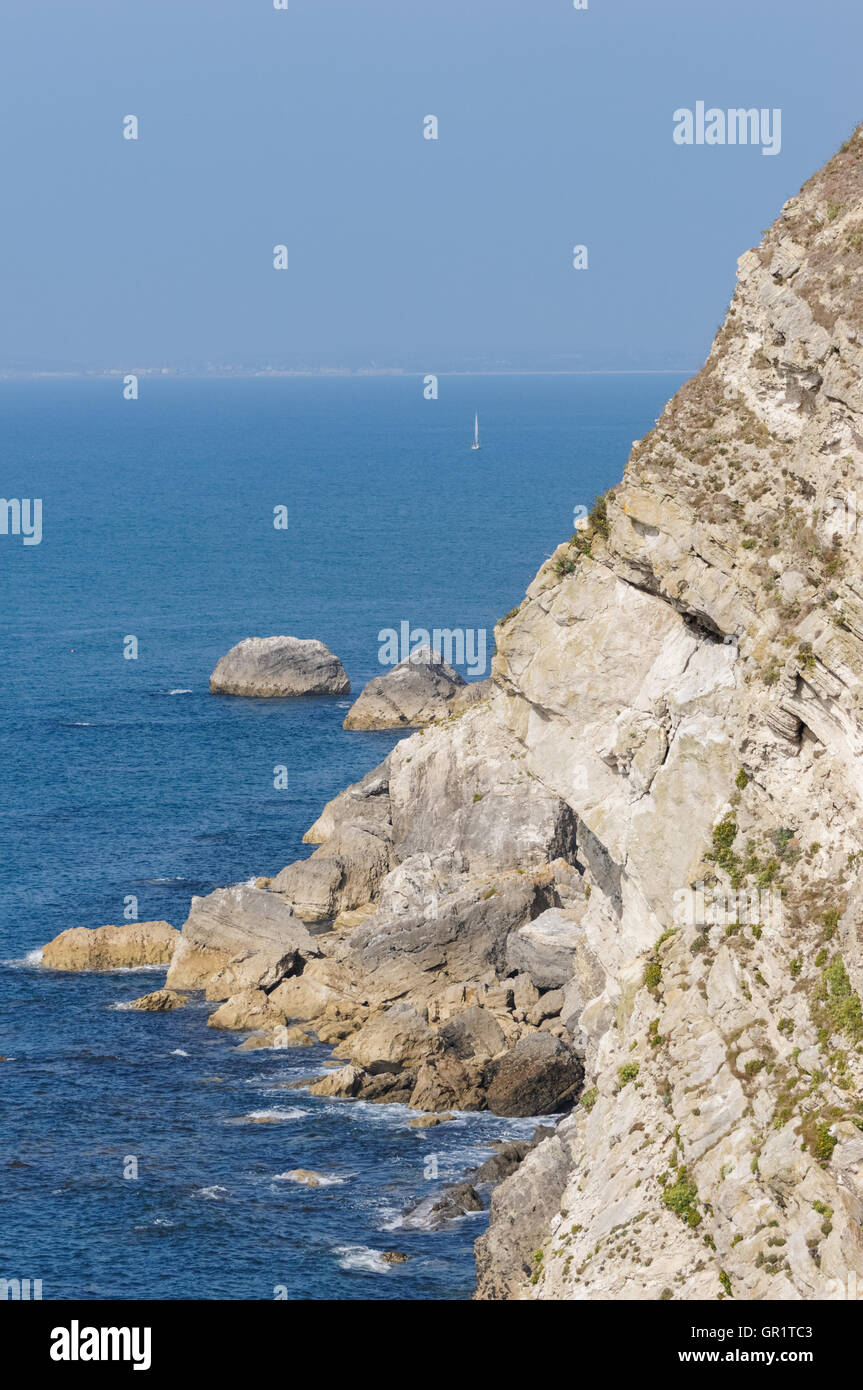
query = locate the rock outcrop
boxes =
[166,885,319,992]
[209,636,349,697]
[342,646,465,729]
[42,921,178,971]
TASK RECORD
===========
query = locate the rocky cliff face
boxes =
[169,127,863,1300]
[475,125,863,1301]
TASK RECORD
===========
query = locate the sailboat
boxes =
[471,412,481,450]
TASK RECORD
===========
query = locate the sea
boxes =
[0,372,685,1300]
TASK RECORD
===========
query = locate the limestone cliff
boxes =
[168,127,863,1300]
[476,123,863,1300]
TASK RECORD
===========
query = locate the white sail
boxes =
[472,412,480,449]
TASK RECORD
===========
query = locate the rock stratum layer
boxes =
[169,129,863,1299]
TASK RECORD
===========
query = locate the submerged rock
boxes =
[209,636,349,698]
[42,921,178,971]
[276,1169,334,1187]
[403,1182,484,1230]
[127,988,187,1012]
[343,646,465,730]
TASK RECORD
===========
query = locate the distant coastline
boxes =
[0,367,696,381]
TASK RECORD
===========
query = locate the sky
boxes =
[0,0,858,373]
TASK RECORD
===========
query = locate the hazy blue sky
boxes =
[0,0,856,372]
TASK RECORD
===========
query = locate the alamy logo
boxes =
[1,497,42,545]
[50,1321,151,1372]
[825,1272,863,1300]
[673,103,782,157]
[378,621,487,677]
[673,881,783,934]
[817,493,859,538]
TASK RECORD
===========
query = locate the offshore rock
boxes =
[209,636,349,697]
[42,921,178,971]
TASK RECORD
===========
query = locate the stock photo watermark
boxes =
[816,493,859,539]
[1,498,42,545]
[673,103,782,157]
[672,881,784,934]
[50,1323,152,1371]
[0,1278,42,1300]
[378,621,488,677]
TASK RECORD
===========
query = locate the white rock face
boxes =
[209,636,349,697]
[474,124,863,1301]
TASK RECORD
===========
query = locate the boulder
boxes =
[209,636,349,697]
[274,1024,315,1047]
[207,989,285,1031]
[42,921,178,971]
[269,825,391,923]
[483,1033,583,1117]
[342,646,465,730]
[409,1052,487,1113]
[439,1005,506,1060]
[525,987,565,1026]
[505,907,586,989]
[335,1003,439,1073]
[471,1139,533,1185]
[511,973,541,1011]
[313,1016,360,1044]
[353,1070,416,1104]
[306,1064,365,1098]
[166,886,319,991]
[127,988,187,1012]
[204,949,304,1002]
[269,857,343,922]
[267,967,352,1023]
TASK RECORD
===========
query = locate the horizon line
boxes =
[0,367,696,381]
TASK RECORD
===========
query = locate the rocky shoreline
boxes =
[42,126,863,1299]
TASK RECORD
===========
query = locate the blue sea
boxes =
[0,373,684,1300]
